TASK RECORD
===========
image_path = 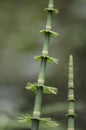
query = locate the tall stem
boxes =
[19,0,58,129]
[32,1,55,130]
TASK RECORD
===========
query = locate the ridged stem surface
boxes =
[67,55,76,130]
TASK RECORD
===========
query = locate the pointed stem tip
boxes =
[70,55,73,60]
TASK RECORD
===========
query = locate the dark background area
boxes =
[0,0,86,130]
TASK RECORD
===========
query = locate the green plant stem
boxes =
[46,0,53,30]
[49,0,54,8]
[68,117,74,130]
[46,11,52,30]
[32,1,54,130]
[42,33,50,56]
[32,120,39,130]
[33,0,55,118]
[18,0,58,129]
[31,0,59,130]
[67,55,76,130]
[33,87,43,118]
[37,58,47,86]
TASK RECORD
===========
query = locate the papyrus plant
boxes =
[18,0,59,130]
[66,55,76,130]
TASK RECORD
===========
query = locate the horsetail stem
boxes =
[66,55,76,130]
[18,0,59,129]
[33,0,57,127]
[32,0,59,129]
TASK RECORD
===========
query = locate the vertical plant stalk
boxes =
[18,0,59,130]
[32,0,58,129]
[66,55,76,130]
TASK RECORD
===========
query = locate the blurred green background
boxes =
[0,0,86,130]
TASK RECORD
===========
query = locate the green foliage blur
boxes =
[0,0,86,130]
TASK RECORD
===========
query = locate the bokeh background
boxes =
[0,0,86,130]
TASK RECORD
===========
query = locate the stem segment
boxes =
[49,0,54,8]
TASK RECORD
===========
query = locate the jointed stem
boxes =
[18,0,58,129]
[67,55,76,130]
[32,0,57,130]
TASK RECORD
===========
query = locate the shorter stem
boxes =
[67,55,75,130]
